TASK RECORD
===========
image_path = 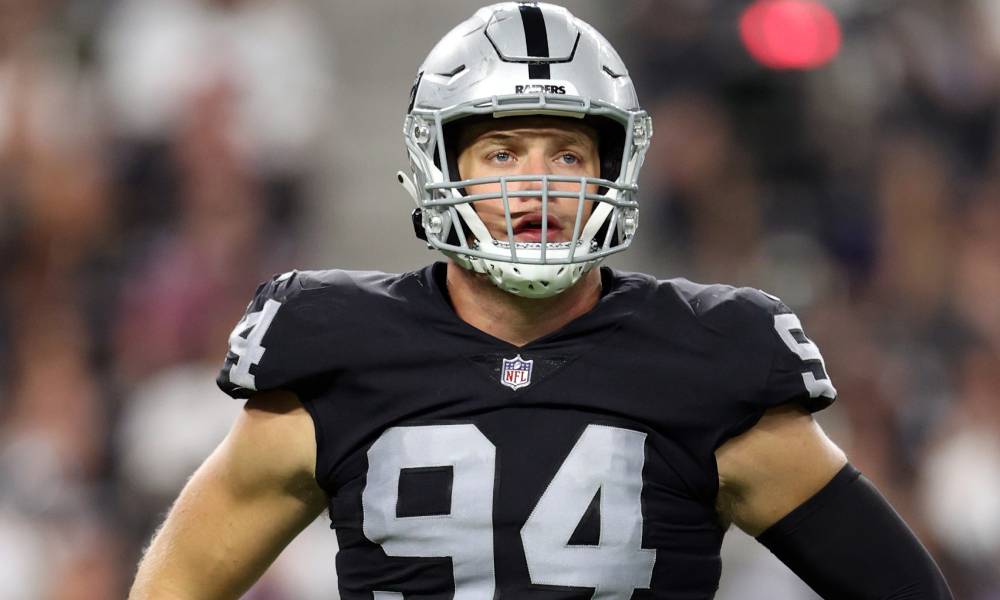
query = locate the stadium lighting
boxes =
[739,0,842,70]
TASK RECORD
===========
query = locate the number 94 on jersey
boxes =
[361,423,656,600]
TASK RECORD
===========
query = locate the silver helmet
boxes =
[399,1,652,298]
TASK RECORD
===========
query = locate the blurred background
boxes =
[0,0,998,597]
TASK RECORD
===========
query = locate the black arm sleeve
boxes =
[757,464,952,600]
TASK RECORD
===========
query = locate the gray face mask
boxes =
[399,1,652,298]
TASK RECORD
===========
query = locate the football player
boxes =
[130,3,952,599]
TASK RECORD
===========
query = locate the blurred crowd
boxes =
[0,0,997,598]
[621,1,1000,597]
[0,0,336,597]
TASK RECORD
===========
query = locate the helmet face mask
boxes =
[400,2,652,298]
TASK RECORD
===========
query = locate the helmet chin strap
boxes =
[397,171,420,206]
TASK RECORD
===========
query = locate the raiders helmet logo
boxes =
[514,83,567,95]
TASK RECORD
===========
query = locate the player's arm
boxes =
[715,404,952,599]
[129,390,327,600]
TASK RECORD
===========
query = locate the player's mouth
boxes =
[511,214,564,243]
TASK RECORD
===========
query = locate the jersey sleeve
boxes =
[743,289,837,413]
[216,271,328,399]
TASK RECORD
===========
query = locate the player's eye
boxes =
[558,153,580,165]
[489,150,513,163]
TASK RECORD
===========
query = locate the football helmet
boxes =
[399,1,652,298]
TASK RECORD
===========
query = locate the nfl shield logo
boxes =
[501,355,534,390]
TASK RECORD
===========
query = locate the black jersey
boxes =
[217,263,836,600]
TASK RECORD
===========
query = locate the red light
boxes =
[740,0,842,70]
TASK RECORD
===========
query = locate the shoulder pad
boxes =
[216,269,401,398]
[665,279,791,330]
[666,278,837,411]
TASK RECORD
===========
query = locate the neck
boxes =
[446,261,603,347]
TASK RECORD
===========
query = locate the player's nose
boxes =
[509,150,551,201]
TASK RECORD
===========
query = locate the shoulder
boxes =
[661,279,839,414]
[217,267,423,398]
[650,276,792,334]
[238,268,419,327]
[617,272,837,438]
[663,277,786,315]
[602,269,794,346]
[249,268,409,305]
[656,277,838,407]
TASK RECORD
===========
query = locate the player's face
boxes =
[456,117,600,244]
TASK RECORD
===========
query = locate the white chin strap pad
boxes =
[478,258,598,298]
